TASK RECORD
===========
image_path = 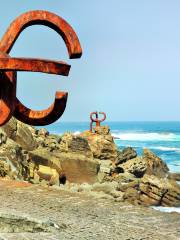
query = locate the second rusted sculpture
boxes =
[0,10,82,126]
[90,111,106,132]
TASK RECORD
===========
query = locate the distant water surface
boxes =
[45,121,180,173]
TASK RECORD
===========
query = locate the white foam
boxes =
[112,132,180,141]
[150,146,180,152]
[152,206,180,213]
[73,131,81,135]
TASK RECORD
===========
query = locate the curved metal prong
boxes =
[0,58,70,76]
[0,10,82,58]
[0,52,17,126]
[14,92,68,126]
[99,112,106,122]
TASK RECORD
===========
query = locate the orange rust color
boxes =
[0,178,32,188]
[0,10,82,126]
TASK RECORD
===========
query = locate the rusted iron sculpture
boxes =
[0,10,82,126]
[90,111,106,132]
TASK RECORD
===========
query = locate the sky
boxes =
[0,1,180,122]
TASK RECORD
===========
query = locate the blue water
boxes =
[45,121,180,173]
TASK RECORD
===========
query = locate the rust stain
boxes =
[0,10,82,126]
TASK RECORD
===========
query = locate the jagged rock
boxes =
[168,172,180,181]
[99,160,112,175]
[0,138,30,180]
[0,129,7,145]
[38,128,49,137]
[59,133,93,157]
[93,126,110,135]
[142,149,169,178]
[1,118,37,151]
[82,126,118,161]
[115,172,137,183]
[115,147,137,165]
[38,135,60,151]
[139,174,180,207]
[120,157,147,178]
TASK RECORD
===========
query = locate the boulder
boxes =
[53,152,100,184]
[37,165,59,186]
[1,118,37,151]
[29,148,63,177]
[142,149,169,178]
[0,137,30,180]
[139,174,180,207]
[59,133,93,158]
[115,147,137,165]
[120,157,147,178]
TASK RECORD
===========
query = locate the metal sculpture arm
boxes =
[0,10,82,126]
[14,92,67,126]
[0,10,82,58]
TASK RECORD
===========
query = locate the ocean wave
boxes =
[152,206,180,213]
[73,131,81,135]
[149,146,180,152]
[112,132,180,141]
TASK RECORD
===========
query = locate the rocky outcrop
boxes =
[115,147,137,165]
[120,157,147,178]
[56,133,99,184]
[0,130,30,180]
[142,149,169,178]
[2,118,37,151]
[0,119,179,207]
[139,175,180,207]
[81,126,118,161]
[168,172,180,181]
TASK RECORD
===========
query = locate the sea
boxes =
[45,121,180,213]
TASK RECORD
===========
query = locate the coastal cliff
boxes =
[0,117,179,207]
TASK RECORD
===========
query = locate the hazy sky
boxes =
[0,1,180,122]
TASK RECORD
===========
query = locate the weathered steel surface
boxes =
[90,112,106,132]
[0,58,70,76]
[0,10,82,126]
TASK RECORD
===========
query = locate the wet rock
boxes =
[142,149,169,178]
[115,147,137,165]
